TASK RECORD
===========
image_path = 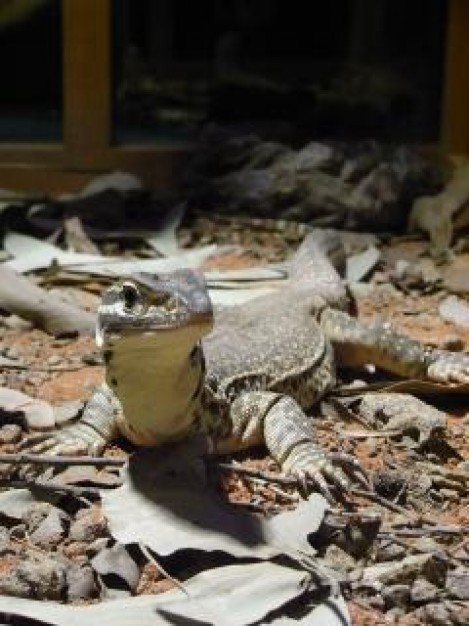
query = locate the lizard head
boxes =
[96,270,213,349]
[95,270,213,446]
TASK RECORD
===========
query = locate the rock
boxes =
[417,601,456,626]
[385,607,406,622]
[0,526,14,554]
[0,423,22,444]
[376,540,406,563]
[367,594,385,611]
[442,255,469,294]
[382,584,410,610]
[411,577,440,604]
[439,488,459,502]
[66,563,99,601]
[8,524,26,541]
[0,550,67,600]
[373,470,407,502]
[411,538,447,560]
[47,355,63,366]
[335,516,381,559]
[29,508,69,548]
[445,568,469,600]
[23,502,66,534]
[68,505,108,542]
[362,554,445,587]
[323,544,357,573]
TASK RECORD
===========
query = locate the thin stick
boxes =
[0,453,126,467]
[216,462,448,528]
[139,544,188,597]
[216,462,297,487]
[0,478,103,496]
[379,526,469,538]
[350,487,417,519]
[0,363,89,372]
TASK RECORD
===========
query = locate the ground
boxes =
[0,222,468,623]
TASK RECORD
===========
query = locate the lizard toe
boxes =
[283,442,352,499]
[294,467,334,502]
[328,452,370,489]
[427,352,469,384]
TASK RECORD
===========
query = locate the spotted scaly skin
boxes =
[20,231,469,493]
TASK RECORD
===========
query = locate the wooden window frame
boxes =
[0,0,466,194]
[0,0,187,194]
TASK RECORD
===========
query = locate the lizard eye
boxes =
[121,283,140,311]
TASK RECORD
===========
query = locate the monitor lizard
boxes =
[21,230,469,494]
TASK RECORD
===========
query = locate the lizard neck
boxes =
[104,333,205,446]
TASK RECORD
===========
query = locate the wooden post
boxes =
[62,0,112,159]
[442,0,469,154]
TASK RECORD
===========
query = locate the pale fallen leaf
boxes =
[0,387,55,430]
[102,442,328,560]
[0,562,350,625]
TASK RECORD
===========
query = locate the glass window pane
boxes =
[113,0,446,144]
[0,0,62,142]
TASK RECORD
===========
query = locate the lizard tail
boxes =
[286,229,349,311]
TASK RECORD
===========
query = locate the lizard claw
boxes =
[295,468,334,502]
[328,452,370,490]
[283,441,361,501]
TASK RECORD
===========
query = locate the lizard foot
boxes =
[283,442,366,501]
[427,350,469,384]
[14,422,107,479]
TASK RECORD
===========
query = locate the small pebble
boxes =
[0,424,22,444]
[382,584,410,610]
[411,577,439,604]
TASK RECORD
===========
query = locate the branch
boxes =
[0,453,125,467]
[0,265,96,336]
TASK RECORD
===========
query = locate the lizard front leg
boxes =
[19,383,121,458]
[213,391,357,496]
[320,308,469,383]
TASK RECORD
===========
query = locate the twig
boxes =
[216,462,447,529]
[325,396,372,430]
[350,487,416,518]
[0,453,126,467]
[337,429,401,440]
[0,478,103,496]
[0,362,88,372]
[139,544,189,597]
[215,461,298,487]
[379,526,469,538]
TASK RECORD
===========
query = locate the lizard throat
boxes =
[104,331,204,446]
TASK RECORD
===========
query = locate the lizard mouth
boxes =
[95,270,213,348]
[96,309,212,347]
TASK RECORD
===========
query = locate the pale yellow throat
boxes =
[105,329,202,446]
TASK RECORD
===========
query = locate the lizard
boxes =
[20,230,469,494]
